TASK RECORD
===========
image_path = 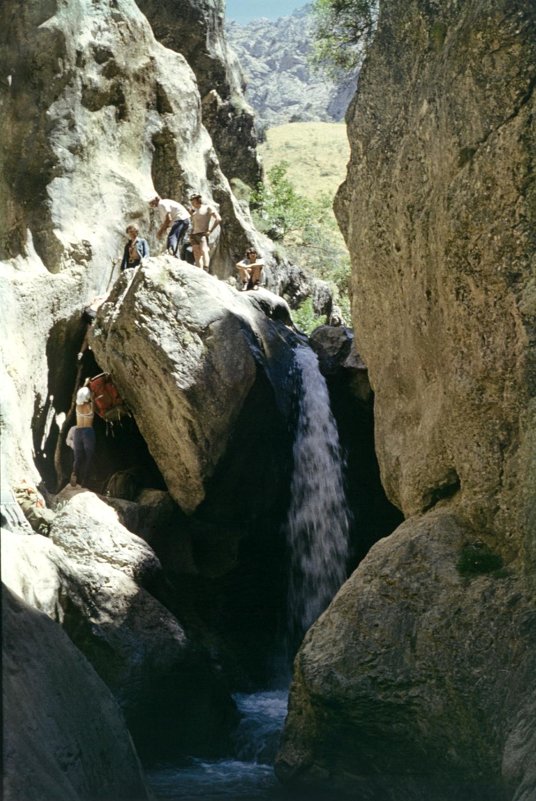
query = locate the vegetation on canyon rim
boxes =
[310,0,377,77]
[251,161,351,330]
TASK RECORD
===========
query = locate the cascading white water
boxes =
[146,691,288,801]
[286,345,350,643]
[146,343,351,801]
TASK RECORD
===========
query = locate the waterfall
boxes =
[286,345,350,647]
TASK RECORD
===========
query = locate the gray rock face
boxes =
[3,584,151,801]
[278,0,536,798]
[226,6,357,129]
[0,0,262,292]
[2,492,236,757]
[136,0,262,188]
[336,0,536,536]
[277,511,536,800]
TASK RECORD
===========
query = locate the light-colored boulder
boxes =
[49,491,160,582]
[90,258,294,513]
[2,491,236,754]
[3,584,151,801]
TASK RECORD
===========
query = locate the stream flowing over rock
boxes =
[3,0,535,798]
[277,1,536,800]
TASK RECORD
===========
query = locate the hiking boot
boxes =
[70,472,77,487]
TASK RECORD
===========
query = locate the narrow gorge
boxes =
[1,2,534,801]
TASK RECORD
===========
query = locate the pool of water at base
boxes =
[145,690,289,801]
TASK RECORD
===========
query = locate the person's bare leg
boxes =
[201,238,210,271]
[191,242,203,268]
[237,266,250,289]
[251,265,262,289]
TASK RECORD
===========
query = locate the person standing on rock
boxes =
[120,224,149,271]
[189,193,221,271]
[236,246,264,291]
[149,194,190,257]
[70,384,96,488]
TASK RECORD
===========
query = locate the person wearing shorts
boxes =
[236,247,264,291]
[189,193,221,271]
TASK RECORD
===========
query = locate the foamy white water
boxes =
[286,345,350,642]
[146,691,288,800]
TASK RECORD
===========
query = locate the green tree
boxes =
[251,162,313,241]
[310,0,377,78]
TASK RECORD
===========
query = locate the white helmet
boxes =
[76,387,91,404]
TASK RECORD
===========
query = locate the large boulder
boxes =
[90,258,295,513]
[278,0,536,798]
[2,492,236,756]
[3,584,151,801]
[277,511,536,800]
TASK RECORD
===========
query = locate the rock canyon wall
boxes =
[2,0,535,800]
[0,1,297,796]
[277,1,536,800]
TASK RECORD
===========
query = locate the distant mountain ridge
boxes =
[226,5,357,129]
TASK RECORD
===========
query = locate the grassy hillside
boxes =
[258,122,350,200]
[254,122,352,331]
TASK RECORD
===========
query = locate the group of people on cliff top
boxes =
[69,191,265,488]
[121,191,264,291]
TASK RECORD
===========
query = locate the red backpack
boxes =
[88,373,129,423]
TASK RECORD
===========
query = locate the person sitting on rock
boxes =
[189,193,221,271]
[236,246,264,291]
[120,224,149,271]
[149,194,190,257]
[71,384,96,488]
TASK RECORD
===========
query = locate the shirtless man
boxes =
[149,195,190,257]
[236,247,264,291]
[71,385,96,487]
[189,193,221,271]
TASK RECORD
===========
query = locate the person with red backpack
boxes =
[70,384,96,487]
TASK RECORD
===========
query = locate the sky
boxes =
[225,0,306,24]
